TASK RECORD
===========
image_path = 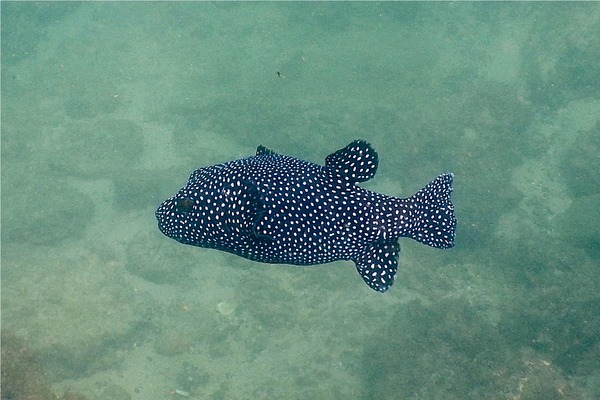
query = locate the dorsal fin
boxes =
[256,145,276,156]
[325,140,378,183]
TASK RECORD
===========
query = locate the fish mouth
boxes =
[155,200,175,236]
[155,198,197,244]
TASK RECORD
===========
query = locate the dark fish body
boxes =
[156,140,456,292]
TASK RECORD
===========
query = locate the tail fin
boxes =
[410,173,456,249]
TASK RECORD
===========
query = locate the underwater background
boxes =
[2,2,599,399]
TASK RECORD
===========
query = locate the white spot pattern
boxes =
[156,140,456,292]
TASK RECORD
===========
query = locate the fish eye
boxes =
[176,197,194,214]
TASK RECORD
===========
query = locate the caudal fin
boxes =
[410,173,456,249]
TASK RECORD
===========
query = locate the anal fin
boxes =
[353,240,400,292]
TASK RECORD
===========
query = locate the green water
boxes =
[2,2,599,399]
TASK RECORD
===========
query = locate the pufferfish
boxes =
[156,140,456,292]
